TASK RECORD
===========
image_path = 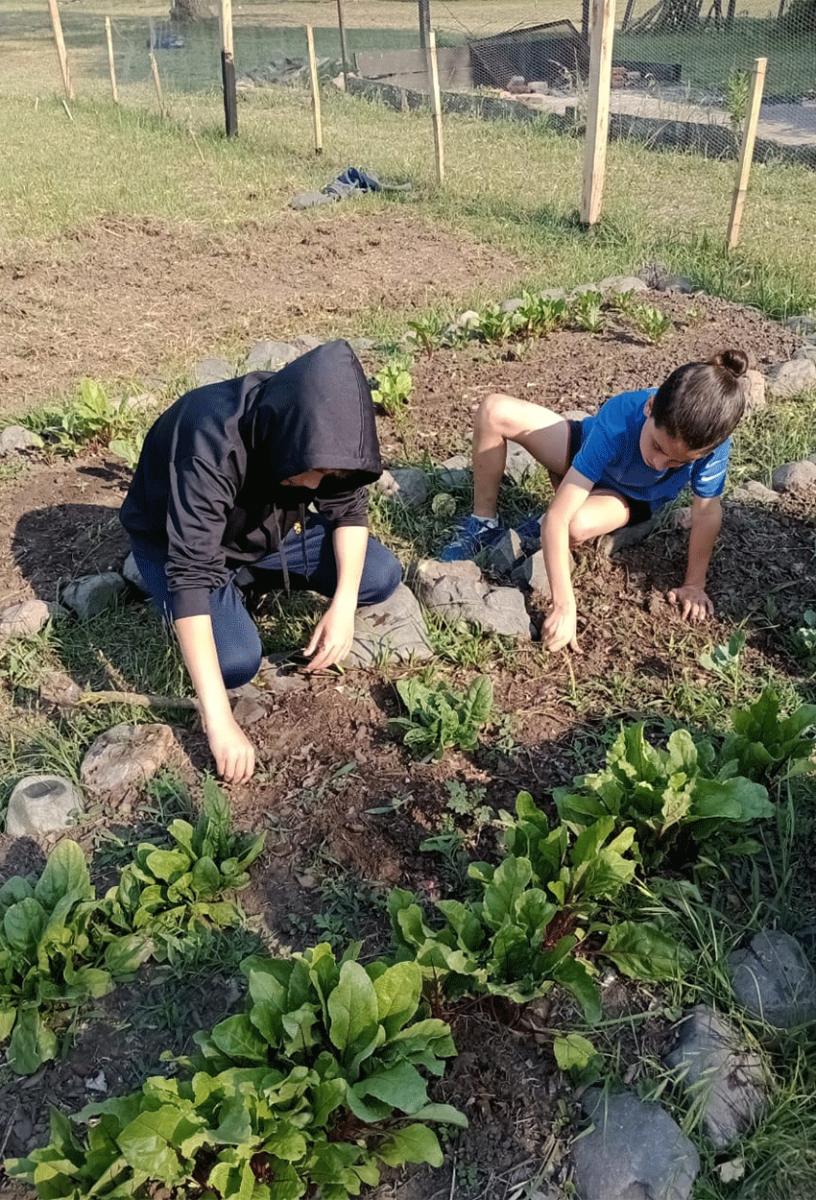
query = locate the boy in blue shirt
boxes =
[441,350,748,653]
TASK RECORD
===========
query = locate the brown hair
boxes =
[652,349,748,450]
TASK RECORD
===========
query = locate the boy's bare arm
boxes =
[668,495,722,622]
[542,469,593,652]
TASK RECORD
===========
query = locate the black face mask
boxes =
[274,484,317,507]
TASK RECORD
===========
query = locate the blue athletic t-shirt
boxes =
[571,388,731,512]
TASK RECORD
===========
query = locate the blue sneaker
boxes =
[439,515,505,562]
[514,513,544,551]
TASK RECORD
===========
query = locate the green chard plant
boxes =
[629,303,672,344]
[9,945,466,1200]
[0,841,153,1076]
[104,777,265,957]
[569,290,605,333]
[477,303,517,345]
[25,378,143,457]
[718,687,816,782]
[555,723,773,865]
[390,675,494,760]
[390,792,687,1020]
[793,609,816,663]
[512,292,568,339]
[407,314,445,355]
[371,357,413,422]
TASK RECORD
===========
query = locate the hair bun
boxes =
[711,348,748,378]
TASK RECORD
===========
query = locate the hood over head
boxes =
[247,339,382,490]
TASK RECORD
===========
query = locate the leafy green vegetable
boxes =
[390,675,494,759]
[9,944,465,1200]
[553,1032,598,1072]
[554,723,772,865]
[371,357,413,422]
[719,688,816,782]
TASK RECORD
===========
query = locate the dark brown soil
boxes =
[0,211,524,412]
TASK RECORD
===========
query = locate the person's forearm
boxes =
[332,525,368,606]
[684,508,722,588]
[543,512,575,610]
[175,614,232,720]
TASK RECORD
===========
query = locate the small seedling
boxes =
[699,630,746,694]
[609,289,640,318]
[390,673,494,759]
[570,290,605,333]
[513,291,569,339]
[630,303,672,344]
[371,356,413,421]
[793,609,816,661]
[478,303,516,344]
[407,313,445,355]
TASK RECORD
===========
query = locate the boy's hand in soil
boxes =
[204,712,256,784]
[668,585,714,623]
[543,603,579,653]
[304,596,356,672]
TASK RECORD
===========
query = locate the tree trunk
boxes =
[170,0,212,23]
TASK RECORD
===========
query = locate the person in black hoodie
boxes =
[121,340,401,784]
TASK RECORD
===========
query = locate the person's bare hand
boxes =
[543,603,579,653]
[205,713,256,783]
[668,585,714,624]
[304,598,356,672]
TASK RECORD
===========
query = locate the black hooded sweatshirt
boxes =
[120,340,383,619]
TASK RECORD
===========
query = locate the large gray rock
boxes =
[0,425,43,456]
[5,775,83,839]
[500,296,524,314]
[482,529,522,580]
[771,459,816,494]
[729,930,816,1028]
[793,344,816,364]
[412,559,532,639]
[62,572,127,619]
[80,723,177,806]
[574,1089,699,1200]
[193,356,233,387]
[375,467,429,508]
[597,274,649,294]
[744,369,766,415]
[665,1006,766,1148]
[435,455,471,491]
[0,599,53,644]
[245,340,297,372]
[291,335,323,355]
[122,553,148,593]
[765,357,816,400]
[347,584,432,667]
[731,480,780,506]
[511,549,551,596]
[505,442,540,485]
[785,313,816,335]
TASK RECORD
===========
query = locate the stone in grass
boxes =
[245,340,297,373]
[193,356,233,387]
[374,467,429,508]
[346,583,432,668]
[412,559,533,639]
[62,572,127,620]
[291,335,323,355]
[771,459,816,495]
[122,552,148,593]
[597,274,649,294]
[731,480,780,506]
[538,287,567,302]
[664,1006,767,1148]
[256,661,309,695]
[744,369,766,415]
[500,297,525,314]
[482,529,523,581]
[573,1088,699,1200]
[0,425,43,456]
[80,723,177,806]
[231,684,268,728]
[436,455,471,491]
[793,344,816,364]
[5,775,83,840]
[729,930,816,1029]
[0,599,53,644]
[505,441,540,485]
[765,356,816,400]
[785,313,816,335]
[598,515,660,558]
[511,549,551,596]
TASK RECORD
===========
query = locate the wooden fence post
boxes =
[726,57,768,251]
[336,0,350,86]
[580,0,616,226]
[305,25,323,154]
[149,49,165,117]
[47,0,74,101]
[105,16,118,103]
[425,29,445,185]
[220,0,238,137]
[417,0,431,50]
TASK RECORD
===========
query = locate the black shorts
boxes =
[567,419,653,528]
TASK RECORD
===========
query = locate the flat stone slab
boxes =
[435,454,471,491]
[772,459,816,494]
[193,356,233,387]
[574,1089,699,1200]
[511,549,551,596]
[374,467,429,508]
[5,774,83,839]
[412,559,532,639]
[765,357,816,400]
[62,572,127,620]
[597,274,649,294]
[729,930,816,1028]
[347,583,432,667]
[731,480,780,506]
[744,369,766,415]
[122,552,148,593]
[80,723,177,806]
[665,1006,766,1148]
[0,425,43,456]
[245,340,297,373]
[0,599,53,644]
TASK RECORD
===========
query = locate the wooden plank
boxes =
[220,0,238,136]
[149,50,165,117]
[47,0,74,101]
[580,0,616,226]
[305,25,323,155]
[727,56,768,250]
[105,16,118,103]
[426,28,444,185]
